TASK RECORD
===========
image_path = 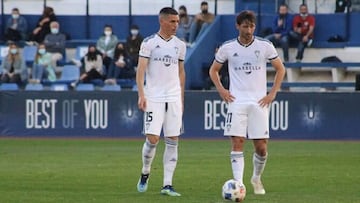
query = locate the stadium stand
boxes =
[101,84,122,91]
[0,83,19,91]
[75,83,95,91]
[25,83,44,91]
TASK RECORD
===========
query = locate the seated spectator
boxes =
[188,1,215,45]
[107,42,135,81]
[126,24,143,67]
[71,45,104,88]
[265,4,292,62]
[96,24,118,75]
[289,4,315,62]
[4,8,28,43]
[31,43,56,83]
[44,21,66,68]
[335,0,351,12]
[28,6,57,44]
[176,5,193,43]
[0,43,26,85]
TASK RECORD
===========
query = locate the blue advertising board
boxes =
[0,91,359,139]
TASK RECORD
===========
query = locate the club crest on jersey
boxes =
[255,50,260,58]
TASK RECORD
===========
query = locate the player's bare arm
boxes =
[178,60,186,110]
[209,60,235,103]
[258,57,285,107]
[136,56,149,111]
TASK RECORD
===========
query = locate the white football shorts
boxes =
[142,100,183,137]
[224,103,269,139]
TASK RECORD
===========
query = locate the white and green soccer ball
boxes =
[222,179,246,202]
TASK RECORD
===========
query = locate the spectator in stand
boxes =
[265,4,292,62]
[188,1,215,45]
[126,24,143,67]
[28,6,57,44]
[107,42,135,82]
[96,24,118,75]
[71,44,104,88]
[0,43,27,85]
[176,5,193,43]
[44,21,66,68]
[290,4,315,62]
[31,43,56,83]
[4,8,28,43]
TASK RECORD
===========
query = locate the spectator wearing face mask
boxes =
[188,1,215,45]
[290,3,315,62]
[96,24,119,75]
[71,45,104,88]
[44,21,66,68]
[126,24,143,67]
[176,5,193,43]
[265,4,293,62]
[4,8,28,43]
[107,42,135,81]
[31,43,56,83]
[0,43,27,85]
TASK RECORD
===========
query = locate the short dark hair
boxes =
[12,8,19,12]
[236,10,256,25]
[201,1,208,6]
[159,7,178,16]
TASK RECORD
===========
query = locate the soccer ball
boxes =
[222,179,246,202]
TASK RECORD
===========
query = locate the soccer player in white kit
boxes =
[136,7,186,197]
[209,10,285,195]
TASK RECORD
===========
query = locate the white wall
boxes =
[1,0,235,15]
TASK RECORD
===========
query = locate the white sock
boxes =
[231,151,244,185]
[252,152,267,181]
[163,138,178,186]
[141,138,157,174]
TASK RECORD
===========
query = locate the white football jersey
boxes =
[139,34,186,102]
[215,36,278,104]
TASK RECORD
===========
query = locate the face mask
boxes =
[51,28,59,34]
[12,14,19,19]
[130,29,139,36]
[201,9,208,14]
[38,49,46,55]
[300,13,308,17]
[279,14,286,18]
[104,31,112,36]
[10,49,17,54]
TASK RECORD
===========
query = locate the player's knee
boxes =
[146,135,160,145]
[164,137,178,147]
[231,136,245,151]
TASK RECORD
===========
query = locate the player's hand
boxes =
[219,88,235,103]
[258,92,276,108]
[138,96,147,112]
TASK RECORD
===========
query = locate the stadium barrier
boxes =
[0,91,359,140]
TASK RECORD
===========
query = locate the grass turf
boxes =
[0,138,359,203]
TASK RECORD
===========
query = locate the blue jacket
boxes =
[272,14,293,37]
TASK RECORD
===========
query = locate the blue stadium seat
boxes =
[50,84,69,91]
[75,83,95,91]
[0,46,9,63]
[22,45,37,67]
[101,84,121,91]
[58,65,80,83]
[116,79,136,89]
[25,83,44,91]
[132,84,138,91]
[75,46,88,60]
[0,83,19,91]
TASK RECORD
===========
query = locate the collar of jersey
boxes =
[237,36,254,47]
[157,33,173,42]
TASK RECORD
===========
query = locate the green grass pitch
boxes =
[0,138,359,203]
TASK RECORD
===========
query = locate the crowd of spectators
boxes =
[0,6,143,88]
[265,3,316,62]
